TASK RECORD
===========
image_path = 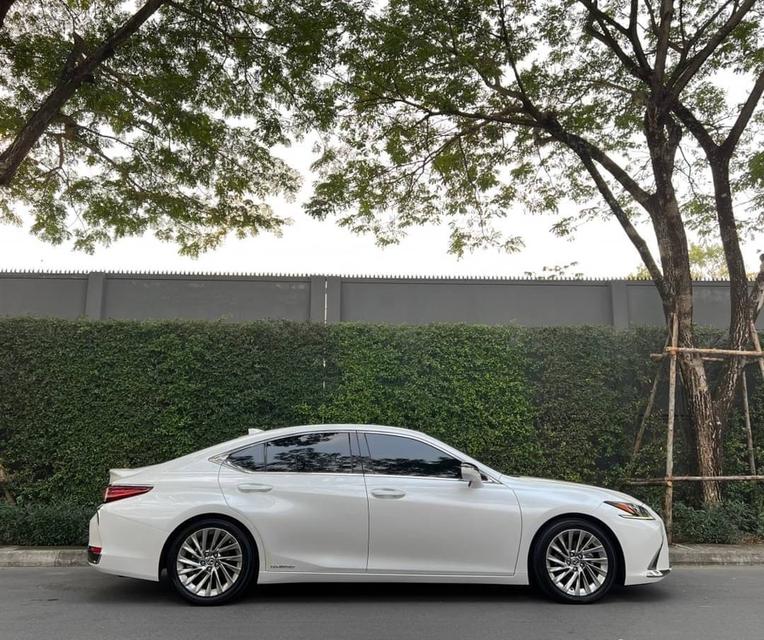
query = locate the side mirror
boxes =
[460,463,483,488]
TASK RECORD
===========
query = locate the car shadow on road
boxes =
[88,574,671,607]
[248,582,671,605]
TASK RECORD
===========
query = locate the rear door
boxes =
[361,432,522,576]
[218,430,369,573]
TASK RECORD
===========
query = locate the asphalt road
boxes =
[0,566,761,640]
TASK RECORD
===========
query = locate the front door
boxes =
[218,430,369,573]
[361,432,522,575]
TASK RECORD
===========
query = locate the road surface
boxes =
[0,566,760,640]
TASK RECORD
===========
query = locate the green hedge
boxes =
[0,320,326,505]
[0,318,761,545]
[316,325,539,476]
[0,503,93,546]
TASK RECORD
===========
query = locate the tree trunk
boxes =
[641,104,725,504]
[679,355,722,503]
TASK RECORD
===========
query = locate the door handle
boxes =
[237,482,273,493]
[371,488,406,499]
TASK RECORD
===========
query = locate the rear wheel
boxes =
[532,518,618,604]
[167,518,256,605]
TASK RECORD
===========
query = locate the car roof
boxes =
[250,423,422,438]
[194,424,424,460]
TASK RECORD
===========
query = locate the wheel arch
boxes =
[526,512,626,586]
[158,512,260,580]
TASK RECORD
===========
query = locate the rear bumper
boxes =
[88,507,164,581]
[87,545,102,564]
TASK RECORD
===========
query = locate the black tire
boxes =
[167,518,257,605]
[531,517,618,604]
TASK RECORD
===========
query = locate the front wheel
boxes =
[532,518,618,604]
[167,518,256,605]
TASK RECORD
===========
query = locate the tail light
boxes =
[87,546,102,564]
[103,485,153,503]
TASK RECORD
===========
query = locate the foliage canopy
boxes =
[0,0,337,254]
[302,0,764,261]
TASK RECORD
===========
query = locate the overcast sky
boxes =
[0,140,761,278]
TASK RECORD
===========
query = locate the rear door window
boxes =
[228,432,354,473]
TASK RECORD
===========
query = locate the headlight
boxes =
[604,501,654,520]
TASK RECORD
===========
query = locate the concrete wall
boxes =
[0,271,755,329]
[0,272,323,322]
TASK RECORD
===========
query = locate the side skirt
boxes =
[257,571,527,585]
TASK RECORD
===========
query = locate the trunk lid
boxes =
[108,466,155,484]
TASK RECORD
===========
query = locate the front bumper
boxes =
[645,568,671,578]
[596,503,671,586]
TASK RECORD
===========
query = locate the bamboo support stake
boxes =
[633,334,671,459]
[664,346,764,358]
[627,475,764,485]
[650,354,725,362]
[632,361,663,459]
[664,313,679,544]
[741,370,756,475]
[0,464,15,506]
[751,321,764,380]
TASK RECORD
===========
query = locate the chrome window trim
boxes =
[362,473,499,484]
[210,427,501,484]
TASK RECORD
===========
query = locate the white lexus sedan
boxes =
[88,424,670,605]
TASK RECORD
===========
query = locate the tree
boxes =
[631,242,733,279]
[0,0,332,254]
[300,0,764,502]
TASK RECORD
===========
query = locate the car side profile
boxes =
[88,424,670,605]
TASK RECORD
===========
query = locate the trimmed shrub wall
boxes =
[0,320,327,505]
[0,318,762,544]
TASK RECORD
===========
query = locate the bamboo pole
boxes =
[627,475,764,486]
[0,464,15,506]
[741,370,756,475]
[664,313,679,544]
[632,361,663,459]
[664,346,764,358]
[751,321,764,379]
[650,354,725,362]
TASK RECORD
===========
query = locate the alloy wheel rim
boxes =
[545,528,608,597]
[176,527,243,597]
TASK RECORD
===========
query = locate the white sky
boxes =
[0,140,761,278]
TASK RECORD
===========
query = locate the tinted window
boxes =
[266,432,353,473]
[228,443,266,472]
[364,434,461,478]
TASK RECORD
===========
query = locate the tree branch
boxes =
[669,0,757,97]
[628,0,651,72]
[0,0,16,31]
[576,0,630,38]
[671,99,719,155]
[0,0,168,187]
[653,0,675,81]
[583,16,648,81]
[570,133,654,206]
[721,67,764,157]
[577,148,667,298]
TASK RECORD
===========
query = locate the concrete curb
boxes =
[0,546,87,567]
[668,544,764,566]
[1,544,764,568]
